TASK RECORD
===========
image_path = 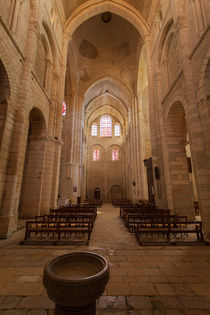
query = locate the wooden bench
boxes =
[126,214,179,234]
[50,208,97,220]
[22,213,95,245]
[134,220,204,244]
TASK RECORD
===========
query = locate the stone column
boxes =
[153,68,173,210]
[172,0,210,238]
[10,0,20,33]
[144,36,161,205]
[0,11,39,238]
[50,34,69,208]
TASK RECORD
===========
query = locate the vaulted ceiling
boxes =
[61,0,154,23]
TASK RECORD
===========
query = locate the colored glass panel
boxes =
[91,124,97,136]
[62,101,66,116]
[100,115,112,137]
[93,150,100,161]
[115,124,120,136]
[112,150,119,161]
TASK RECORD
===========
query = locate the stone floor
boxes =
[0,203,210,314]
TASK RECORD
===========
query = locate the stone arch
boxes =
[64,0,150,38]
[0,59,10,103]
[42,20,57,62]
[83,76,132,110]
[29,0,38,20]
[110,184,122,201]
[19,107,46,218]
[204,57,210,98]
[107,143,122,160]
[157,18,174,65]
[89,143,105,161]
[165,101,194,218]
[0,59,10,148]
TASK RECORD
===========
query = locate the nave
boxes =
[0,203,210,313]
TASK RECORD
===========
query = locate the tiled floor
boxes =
[0,203,210,314]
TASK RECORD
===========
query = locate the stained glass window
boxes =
[91,124,97,136]
[62,101,66,116]
[112,150,119,161]
[93,150,100,161]
[100,115,112,137]
[115,124,120,136]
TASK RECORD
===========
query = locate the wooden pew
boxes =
[134,220,204,244]
[22,212,95,245]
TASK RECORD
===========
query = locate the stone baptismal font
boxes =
[43,252,110,314]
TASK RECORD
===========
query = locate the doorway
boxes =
[94,187,101,199]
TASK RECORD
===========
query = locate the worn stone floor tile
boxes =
[170,284,195,296]
[123,277,137,284]
[17,276,40,283]
[179,296,210,309]
[0,299,5,305]
[107,284,131,296]
[142,269,162,277]
[126,268,144,277]
[184,311,210,315]
[27,311,47,315]
[135,277,150,283]
[165,277,183,283]
[110,256,128,262]
[128,311,153,315]
[187,284,210,296]
[150,296,183,310]
[16,296,54,309]
[110,268,127,277]
[15,268,43,276]
[126,296,153,310]
[96,311,128,314]
[149,277,168,283]
[0,283,43,296]
[154,284,176,296]
[109,277,125,283]
[97,296,127,309]
[130,284,158,296]
[0,296,22,310]
[119,262,135,268]
[181,277,203,283]
[0,311,27,314]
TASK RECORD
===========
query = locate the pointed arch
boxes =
[64,0,150,38]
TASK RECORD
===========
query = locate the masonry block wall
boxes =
[0,0,64,237]
[1,0,210,239]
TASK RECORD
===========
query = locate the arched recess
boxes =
[110,185,122,201]
[87,144,105,200]
[83,77,131,111]
[165,102,194,218]
[19,107,46,218]
[0,59,10,148]
[106,144,125,201]
[64,0,149,38]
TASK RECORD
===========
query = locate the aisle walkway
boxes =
[0,203,210,314]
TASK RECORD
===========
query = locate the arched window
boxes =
[112,150,119,161]
[93,150,100,161]
[100,115,112,137]
[62,101,66,116]
[91,124,97,136]
[115,124,120,136]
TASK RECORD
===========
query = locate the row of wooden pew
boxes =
[21,206,97,245]
[120,204,204,244]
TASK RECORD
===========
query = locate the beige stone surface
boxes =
[0,203,209,313]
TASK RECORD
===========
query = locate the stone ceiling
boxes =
[68,12,141,95]
[61,0,154,22]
